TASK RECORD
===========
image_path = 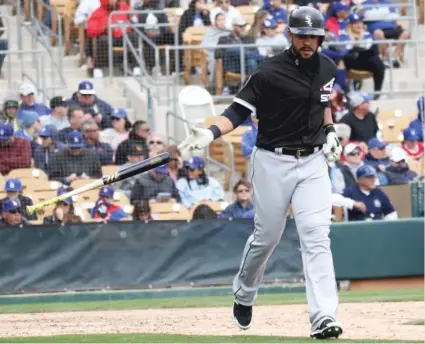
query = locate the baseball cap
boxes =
[50,96,67,109]
[127,144,144,156]
[356,164,377,178]
[390,147,407,162]
[5,178,22,192]
[187,156,205,169]
[99,186,115,198]
[20,110,40,128]
[343,143,361,156]
[348,13,362,24]
[68,130,85,148]
[3,99,19,109]
[39,126,53,138]
[232,15,247,26]
[262,18,278,29]
[368,138,387,150]
[348,92,373,108]
[335,123,351,140]
[2,199,20,213]
[19,83,36,96]
[78,81,96,95]
[331,2,350,13]
[155,165,169,174]
[403,127,419,142]
[111,108,127,119]
[0,123,14,140]
[57,186,73,205]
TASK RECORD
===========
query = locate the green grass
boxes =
[0,334,421,343]
[0,288,421,314]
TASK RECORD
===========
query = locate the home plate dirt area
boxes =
[0,302,422,341]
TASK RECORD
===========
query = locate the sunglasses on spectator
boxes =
[40,136,50,140]
[8,210,19,214]
[139,127,150,132]
[112,117,122,121]
[348,151,361,156]
[149,140,164,145]
[85,129,99,133]
[237,188,250,193]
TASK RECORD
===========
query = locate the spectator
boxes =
[148,133,166,157]
[0,97,20,131]
[40,96,70,131]
[210,0,241,30]
[68,81,114,129]
[362,0,409,67]
[115,120,150,165]
[341,164,398,221]
[325,2,351,37]
[179,0,211,43]
[34,126,66,174]
[132,200,153,221]
[91,186,128,221]
[81,120,113,165]
[0,199,28,227]
[255,18,289,58]
[48,130,102,184]
[0,17,8,76]
[241,113,258,158]
[176,156,224,208]
[99,108,131,151]
[15,110,41,155]
[408,96,424,142]
[192,204,217,219]
[364,138,390,172]
[261,0,288,25]
[130,165,180,203]
[218,179,253,219]
[201,13,231,84]
[74,0,100,27]
[247,10,269,40]
[166,144,187,183]
[114,144,145,199]
[0,123,31,175]
[0,178,37,221]
[340,92,378,142]
[330,84,349,122]
[17,83,51,119]
[86,0,140,77]
[58,106,85,144]
[215,16,261,76]
[379,147,419,185]
[401,127,424,160]
[43,187,83,224]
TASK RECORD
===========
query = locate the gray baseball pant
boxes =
[233,147,338,330]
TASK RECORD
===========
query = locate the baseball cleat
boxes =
[310,319,343,339]
[233,301,252,330]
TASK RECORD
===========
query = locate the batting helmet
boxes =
[288,6,325,36]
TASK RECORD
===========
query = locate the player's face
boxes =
[289,33,319,59]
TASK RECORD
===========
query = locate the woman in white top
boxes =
[99,108,131,152]
[255,18,289,58]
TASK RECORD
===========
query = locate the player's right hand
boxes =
[178,127,214,154]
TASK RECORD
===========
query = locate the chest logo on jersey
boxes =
[374,199,382,208]
[319,78,335,102]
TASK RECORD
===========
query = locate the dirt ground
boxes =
[0,302,423,341]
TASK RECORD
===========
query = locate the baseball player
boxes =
[179,6,343,339]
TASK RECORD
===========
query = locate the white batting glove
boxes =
[323,132,342,162]
[178,127,214,154]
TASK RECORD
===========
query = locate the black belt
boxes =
[258,144,323,158]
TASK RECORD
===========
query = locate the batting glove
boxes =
[323,132,342,162]
[178,127,214,154]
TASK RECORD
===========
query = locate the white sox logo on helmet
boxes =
[320,78,335,102]
[305,15,313,27]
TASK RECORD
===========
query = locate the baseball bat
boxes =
[26,152,171,216]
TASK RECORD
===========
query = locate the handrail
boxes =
[0,15,12,90]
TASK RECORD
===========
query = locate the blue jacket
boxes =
[379,165,419,185]
[33,142,66,173]
[17,103,51,119]
[218,201,254,219]
[363,153,390,172]
[86,141,114,165]
[241,124,257,157]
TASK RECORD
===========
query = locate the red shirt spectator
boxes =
[401,127,424,160]
[87,0,132,38]
[0,124,31,175]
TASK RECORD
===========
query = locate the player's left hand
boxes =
[323,132,342,162]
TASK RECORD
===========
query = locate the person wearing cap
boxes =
[39,96,70,131]
[407,96,424,142]
[57,106,85,144]
[261,0,288,25]
[17,83,51,119]
[363,137,390,172]
[115,120,150,165]
[15,110,41,154]
[340,92,378,142]
[209,0,242,30]
[81,120,113,165]
[33,126,66,174]
[324,2,351,37]
[379,147,419,185]
[0,199,28,227]
[0,178,37,221]
[401,127,424,160]
[99,108,131,151]
[43,186,83,224]
[255,18,289,58]
[48,130,102,184]
[0,97,20,131]
[340,164,398,221]
[176,156,224,208]
[0,123,31,175]
[68,81,114,130]
[91,186,128,221]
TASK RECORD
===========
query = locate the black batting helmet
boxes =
[288,6,325,36]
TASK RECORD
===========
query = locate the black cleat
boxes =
[310,319,343,339]
[233,301,252,330]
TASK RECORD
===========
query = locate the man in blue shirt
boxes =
[342,164,398,221]
[261,0,288,24]
[408,96,424,142]
[218,179,253,219]
[363,137,390,172]
[15,110,41,156]
[379,147,419,185]
[17,83,51,119]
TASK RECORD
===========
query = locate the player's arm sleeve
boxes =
[233,72,262,113]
